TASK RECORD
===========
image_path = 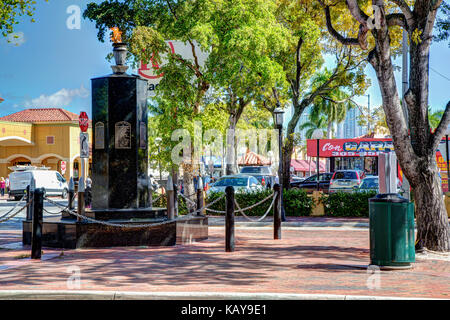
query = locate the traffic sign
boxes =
[79,112,89,132]
[61,161,66,174]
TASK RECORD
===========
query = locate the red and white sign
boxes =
[60,161,66,175]
[307,138,394,158]
[138,40,209,97]
[79,112,89,133]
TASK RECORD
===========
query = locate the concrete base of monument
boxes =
[22,214,208,249]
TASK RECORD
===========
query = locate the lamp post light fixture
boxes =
[274,106,286,221]
[155,137,163,183]
[311,129,324,191]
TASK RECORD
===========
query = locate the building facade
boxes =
[0,108,92,181]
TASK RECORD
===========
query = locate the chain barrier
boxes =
[43,193,77,215]
[0,197,32,223]
[234,192,277,222]
[0,195,26,220]
[178,192,197,206]
[62,193,226,229]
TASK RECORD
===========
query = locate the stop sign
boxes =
[79,112,89,132]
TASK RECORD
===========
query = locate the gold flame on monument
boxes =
[110,27,123,43]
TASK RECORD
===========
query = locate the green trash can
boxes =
[369,194,415,268]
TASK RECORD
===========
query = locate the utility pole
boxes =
[402,29,411,201]
[367,94,371,134]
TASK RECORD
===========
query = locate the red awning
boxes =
[291,159,326,173]
[238,149,271,166]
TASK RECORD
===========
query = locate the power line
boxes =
[430,67,450,82]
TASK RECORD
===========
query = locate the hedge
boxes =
[321,191,377,217]
[153,189,377,217]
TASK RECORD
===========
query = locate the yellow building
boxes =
[0,108,92,181]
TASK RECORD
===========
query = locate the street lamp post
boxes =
[312,129,324,191]
[274,106,286,222]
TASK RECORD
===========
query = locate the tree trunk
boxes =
[411,157,450,251]
[226,114,238,175]
[182,162,196,212]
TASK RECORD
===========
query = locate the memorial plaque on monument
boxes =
[95,122,105,149]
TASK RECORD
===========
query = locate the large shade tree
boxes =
[318,0,450,251]
[0,0,46,37]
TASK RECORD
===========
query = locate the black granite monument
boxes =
[22,41,208,249]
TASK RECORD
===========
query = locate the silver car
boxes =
[207,175,263,194]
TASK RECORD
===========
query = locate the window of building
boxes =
[46,136,55,145]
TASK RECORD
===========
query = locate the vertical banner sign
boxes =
[436,151,449,193]
[80,133,89,158]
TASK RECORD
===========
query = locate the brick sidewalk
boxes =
[0,228,448,299]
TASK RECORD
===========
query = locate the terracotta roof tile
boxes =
[0,108,81,123]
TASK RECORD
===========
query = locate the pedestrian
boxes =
[85,177,92,208]
[0,177,5,197]
[5,177,10,196]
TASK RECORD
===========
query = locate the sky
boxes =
[0,0,449,120]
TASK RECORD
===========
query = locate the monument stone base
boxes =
[22,213,208,249]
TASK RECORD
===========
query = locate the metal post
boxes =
[26,178,35,221]
[225,186,235,252]
[173,177,179,217]
[196,176,204,216]
[401,29,411,201]
[166,175,175,220]
[63,177,75,219]
[316,139,320,191]
[31,188,44,259]
[77,177,85,222]
[273,184,281,240]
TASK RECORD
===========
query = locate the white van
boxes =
[9,169,68,200]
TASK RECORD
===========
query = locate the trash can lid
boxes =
[369,193,409,203]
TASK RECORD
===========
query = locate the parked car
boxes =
[329,170,365,193]
[239,166,275,188]
[9,169,69,200]
[207,175,263,194]
[290,172,333,193]
[354,176,379,193]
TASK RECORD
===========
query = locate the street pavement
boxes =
[0,217,448,299]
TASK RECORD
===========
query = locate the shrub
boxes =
[206,189,274,216]
[283,188,314,216]
[321,191,377,217]
[206,188,314,217]
[152,192,189,215]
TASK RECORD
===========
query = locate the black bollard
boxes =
[273,184,281,240]
[25,185,31,221]
[173,182,179,217]
[31,188,44,259]
[77,177,85,222]
[63,177,75,219]
[26,177,36,221]
[166,176,175,220]
[196,177,204,216]
[225,186,235,252]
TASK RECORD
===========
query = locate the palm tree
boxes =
[310,88,353,138]
[299,114,328,139]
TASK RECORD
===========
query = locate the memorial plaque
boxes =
[95,122,105,149]
[115,121,131,149]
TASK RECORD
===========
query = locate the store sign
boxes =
[138,40,209,97]
[307,139,394,157]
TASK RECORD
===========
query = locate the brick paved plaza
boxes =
[0,225,448,299]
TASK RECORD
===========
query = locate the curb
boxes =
[0,290,442,300]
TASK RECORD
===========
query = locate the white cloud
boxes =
[25,85,89,108]
[7,32,26,46]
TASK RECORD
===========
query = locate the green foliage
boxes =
[206,189,274,216]
[283,188,314,216]
[321,191,377,217]
[0,0,46,37]
[436,2,450,46]
[152,192,189,215]
[206,188,313,217]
